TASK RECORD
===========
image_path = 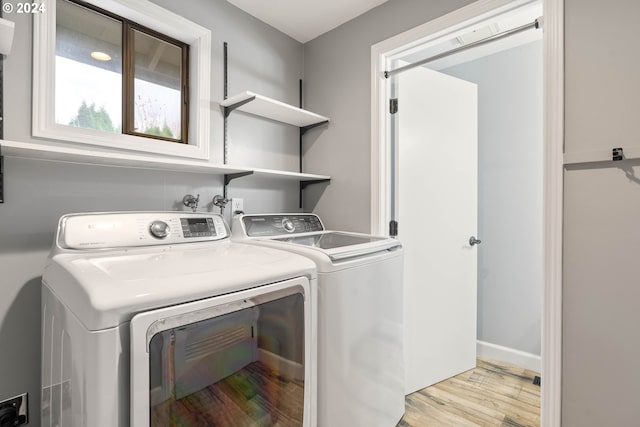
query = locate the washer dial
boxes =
[149,220,170,239]
[282,218,295,233]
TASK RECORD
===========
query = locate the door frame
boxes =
[369,0,564,426]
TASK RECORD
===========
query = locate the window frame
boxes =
[33,0,211,160]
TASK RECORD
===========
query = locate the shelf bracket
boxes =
[223,96,256,118]
[301,120,329,135]
[223,171,254,200]
[0,144,4,204]
[224,171,254,186]
[299,178,330,209]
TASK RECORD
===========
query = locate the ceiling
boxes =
[227,0,389,43]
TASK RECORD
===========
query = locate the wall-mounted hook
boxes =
[183,194,200,212]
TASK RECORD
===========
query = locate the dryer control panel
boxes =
[58,212,229,250]
[241,214,324,237]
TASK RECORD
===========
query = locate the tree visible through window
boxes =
[55,0,189,144]
[69,101,118,133]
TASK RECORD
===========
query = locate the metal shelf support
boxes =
[223,171,254,199]
[224,171,254,187]
[223,96,256,118]
[301,120,329,135]
[299,178,330,209]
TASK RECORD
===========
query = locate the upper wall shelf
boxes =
[220,91,330,128]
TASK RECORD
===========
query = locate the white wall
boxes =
[563,0,640,424]
[442,40,543,358]
[0,0,305,424]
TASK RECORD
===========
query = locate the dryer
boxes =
[232,214,404,427]
[41,212,317,427]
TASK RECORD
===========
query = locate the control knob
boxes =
[282,218,295,233]
[149,220,170,239]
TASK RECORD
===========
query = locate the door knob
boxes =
[469,236,481,246]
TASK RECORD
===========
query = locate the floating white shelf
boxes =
[220,91,330,128]
[250,167,330,182]
[0,139,249,175]
[0,140,332,183]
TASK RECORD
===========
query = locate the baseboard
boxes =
[477,340,541,373]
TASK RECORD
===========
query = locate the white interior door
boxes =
[397,65,478,395]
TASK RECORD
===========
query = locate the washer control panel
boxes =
[58,212,228,249]
[242,214,324,237]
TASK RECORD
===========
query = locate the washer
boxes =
[232,213,404,427]
[41,211,317,427]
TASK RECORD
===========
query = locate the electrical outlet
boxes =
[0,393,28,426]
[231,198,244,214]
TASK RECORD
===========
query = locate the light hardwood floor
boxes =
[399,358,540,427]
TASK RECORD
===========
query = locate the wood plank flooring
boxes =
[399,358,540,427]
[150,361,304,427]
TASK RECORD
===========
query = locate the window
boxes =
[34,0,211,159]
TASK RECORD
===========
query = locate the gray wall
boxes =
[443,40,543,357]
[0,0,305,424]
[302,0,476,232]
[563,0,640,425]
[3,0,637,425]
[304,0,640,424]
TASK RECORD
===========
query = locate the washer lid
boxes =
[272,231,401,261]
[43,241,316,331]
[273,231,384,249]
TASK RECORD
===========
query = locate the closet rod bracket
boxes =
[612,147,624,161]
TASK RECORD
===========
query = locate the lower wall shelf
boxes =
[0,139,330,188]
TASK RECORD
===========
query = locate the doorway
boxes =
[370,0,564,426]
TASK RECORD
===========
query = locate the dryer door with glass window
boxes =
[130,277,313,427]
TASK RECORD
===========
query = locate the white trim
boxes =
[370,1,564,426]
[32,0,212,160]
[541,1,563,426]
[477,340,541,373]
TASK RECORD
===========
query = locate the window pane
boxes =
[149,294,305,426]
[133,30,183,140]
[55,0,122,132]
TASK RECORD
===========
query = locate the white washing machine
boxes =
[41,211,318,427]
[232,214,405,427]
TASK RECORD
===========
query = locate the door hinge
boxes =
[390,98,398,115]
[389,220,398,237]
